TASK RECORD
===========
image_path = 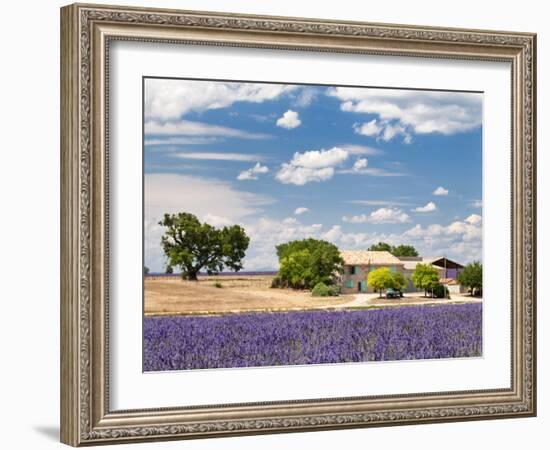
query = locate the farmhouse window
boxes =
[346,279,354,289]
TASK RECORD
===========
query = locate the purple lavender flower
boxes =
[144,304,482,371]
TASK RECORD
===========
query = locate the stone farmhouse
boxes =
[339,250,464,294]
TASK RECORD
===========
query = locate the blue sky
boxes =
[144,78,483,272]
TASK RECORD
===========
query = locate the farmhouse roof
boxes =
[340,250,403,266]
[402,260,444,271]
[401,256,464,271]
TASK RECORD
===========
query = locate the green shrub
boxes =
[311,282,330,297]
[311,282,340,297]
[431,283,449,298]
[213,281,223,288]
[328,284,341,296]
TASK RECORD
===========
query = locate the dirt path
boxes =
[334,293,482,309]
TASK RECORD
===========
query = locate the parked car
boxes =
[385,288,403,299]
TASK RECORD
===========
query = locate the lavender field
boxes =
[144,304,482,371]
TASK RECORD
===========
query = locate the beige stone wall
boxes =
[341,264,405,294]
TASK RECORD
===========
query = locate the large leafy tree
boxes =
[367,268,408,297]
[275,238,343,289]
[159,212,250,280]
[458,261,483,296]
[278,249,314,289]
[391,244,419,257]
[392,271,408,290]
[411,263,440,296]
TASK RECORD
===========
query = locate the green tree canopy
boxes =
[144,266,150,275]
[275,238,343,289]
[367,242,419,257]
[368,242,393,252]
[367,267,406,297]
[391,244,419,257]
[391,271,408,290]
[165,265,173,275]
[458,261,483,296]
[411,263,440,296]
[159,212,250,280]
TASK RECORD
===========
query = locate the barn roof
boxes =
[423,257,464,269]
[401,256,464,271]
[340,250,403,266]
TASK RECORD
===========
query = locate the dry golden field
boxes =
[144,275,353,315]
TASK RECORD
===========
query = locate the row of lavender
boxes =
[144,304,482,371]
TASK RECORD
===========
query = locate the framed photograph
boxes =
[60,3,536,446]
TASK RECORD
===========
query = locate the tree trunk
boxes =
[182,266,199,281]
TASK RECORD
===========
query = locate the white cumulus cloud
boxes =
[329,87,482,139]
[276,166,334,185]
[275,147,348,185]
[352,158,368,172]
[290,147,348,168]
[353,119,382,137]
[465,214,482,225]
[412,201,438,213]
[202,214,234,227]
[145,78,297,120]
[294,207,310,215]
[323,225,343,242]
[354,119,412,144]
[342,207,411,224]
[433,186,449,196]
[276,109,302,129]
[282,217,299,225]
[403,215,482,244]
[237,162,269,180]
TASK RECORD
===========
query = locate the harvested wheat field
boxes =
[144,275,353,315]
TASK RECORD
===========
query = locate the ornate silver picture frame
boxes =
[60,3,536,446]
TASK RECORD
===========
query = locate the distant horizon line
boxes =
[145,270,279,276]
